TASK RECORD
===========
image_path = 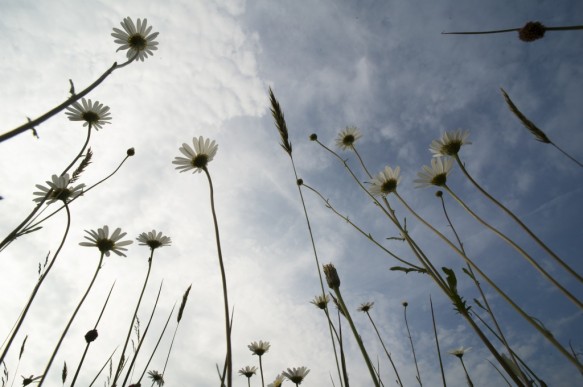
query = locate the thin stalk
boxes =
[403,303,422,386]
[364,311,403,386]
[551,143,583,168]
[112,250,155,386]
[458,357,474,387]
[0,55,136,143]
[87,348,118,387]
[333,288,380,387]
[0,124,91,253]
[455,155,581,282]
[437,193,523,378]
[443,184,582,309]
[0,203,71,366]
[203,167,232,387]
[430,297,447,387]
[70,282,116,387]
[443,24,583,35]
[38,251,105,387]
[258,356,265,387]
[393,191,582,372]
[488,360,512,387]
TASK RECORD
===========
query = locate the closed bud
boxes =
[323,263,341,289]
[84,329,98,343]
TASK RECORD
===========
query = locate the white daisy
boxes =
[111,17,159,62]
[414,157,453,188]
[248,340,270,356]
[429,129,471,157]
[310,294,330,310]
[65,98,111,130]
[282,366,310,384]
[238,366,258,378]
[335,126,362,150]
[449,346,471,358]
[267,374,285,387]
[33,174,85,204]
[136,230,172,250]
[79,225,133,257]
[369,166,401,196]
[172,136,218,173]
[357,301,374,312]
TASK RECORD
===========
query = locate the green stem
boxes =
[38,251,104,387]
[455,155,582,282]
[203,167,232,387]
[333,288,380,387]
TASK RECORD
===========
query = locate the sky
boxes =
[0,0,582,386]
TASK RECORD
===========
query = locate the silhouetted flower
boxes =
[248,341,270,356]
[310,294,330,310]
[429,130,471,157]
[449,346,471,359]
[65,98,111,130]
[112,17,159,61]
[414,157,453,188]
[79,226,133,257]
[357,301,374,312]
[136,230,172,250]
[147,370,164,386]
[336,126,362,150]
[283,367,310,384]
[33,174,84,204]
[173,136,218,173]
[369,166,401,196]
[238,366,258,378]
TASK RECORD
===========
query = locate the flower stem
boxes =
[455,155,582,282]
[403,303,423,386]
[430,297,447,387]
[333,287,380,387]
[203,167,232,387]
[0,203,71,366]
[112,250,154,386]
[38,251,104,387]
[444,185,582,309]
[459,357,474,387]
[365,311,403,386]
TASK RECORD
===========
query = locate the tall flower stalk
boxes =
[173,136,232,387]
[403,302,423,386]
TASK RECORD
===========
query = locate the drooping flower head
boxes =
[136,230,172,251]
[248,340,270,356]
[33,174,85,204]
[147,370,164,386]
[369,166,401,197]
[357,301,374,313]
[65,98,111,130]
[310,294,330,310]
[429,130,471,157]
[79,226,133,257]
[267,374,285,387]
[336,126,362,150]
[449,346,471,359]
[173,136,218,174]
[238,366,258,378]
[282,367,310,384]
[112,17,159,61]
[414,157,453,188]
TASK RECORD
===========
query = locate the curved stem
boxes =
[0,203,71,366]
[455,155,581,282]
[38,251,104,387]
[0,55,135,143]
[112,250,154,386]
[203,167,232,387]
[444,185,582,309]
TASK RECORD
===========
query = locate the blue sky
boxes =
[0,0,582,386]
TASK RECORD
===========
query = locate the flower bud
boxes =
[127,147,135,156]
[85,329,98,343]
[309,133,318,141]
[323,263,341,289]
[519,21,546,42]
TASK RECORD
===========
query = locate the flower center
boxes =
[381,179,397,194]
[147,240,163,250]
[191,154,209,169]
[442,141,461,156]
[431,173,447,186]
[129,34,147,50]
[82,111,100,124]
[53,188,71,202]
[97,239,115,253]
[342,134,355,146]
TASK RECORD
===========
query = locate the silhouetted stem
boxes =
[403,304,423,386]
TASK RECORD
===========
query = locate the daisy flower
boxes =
[429,129,471,157]
[111,17,159,61]
[268,374,285,387]
[282,367,310,384]
[79,226,133,257]
[414,157,453,188]
[310,294,330,310]
[147,370,164,386]
[369,166,401,197]
[65,98,111,130]
[357,301,374,312]
[173,136,218,173]
[336,126,362,150]
[449,346,471,358]
[238,366,258,378]
[248,340,270,356]
[33,174,85,204]
[136,230,172,250]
